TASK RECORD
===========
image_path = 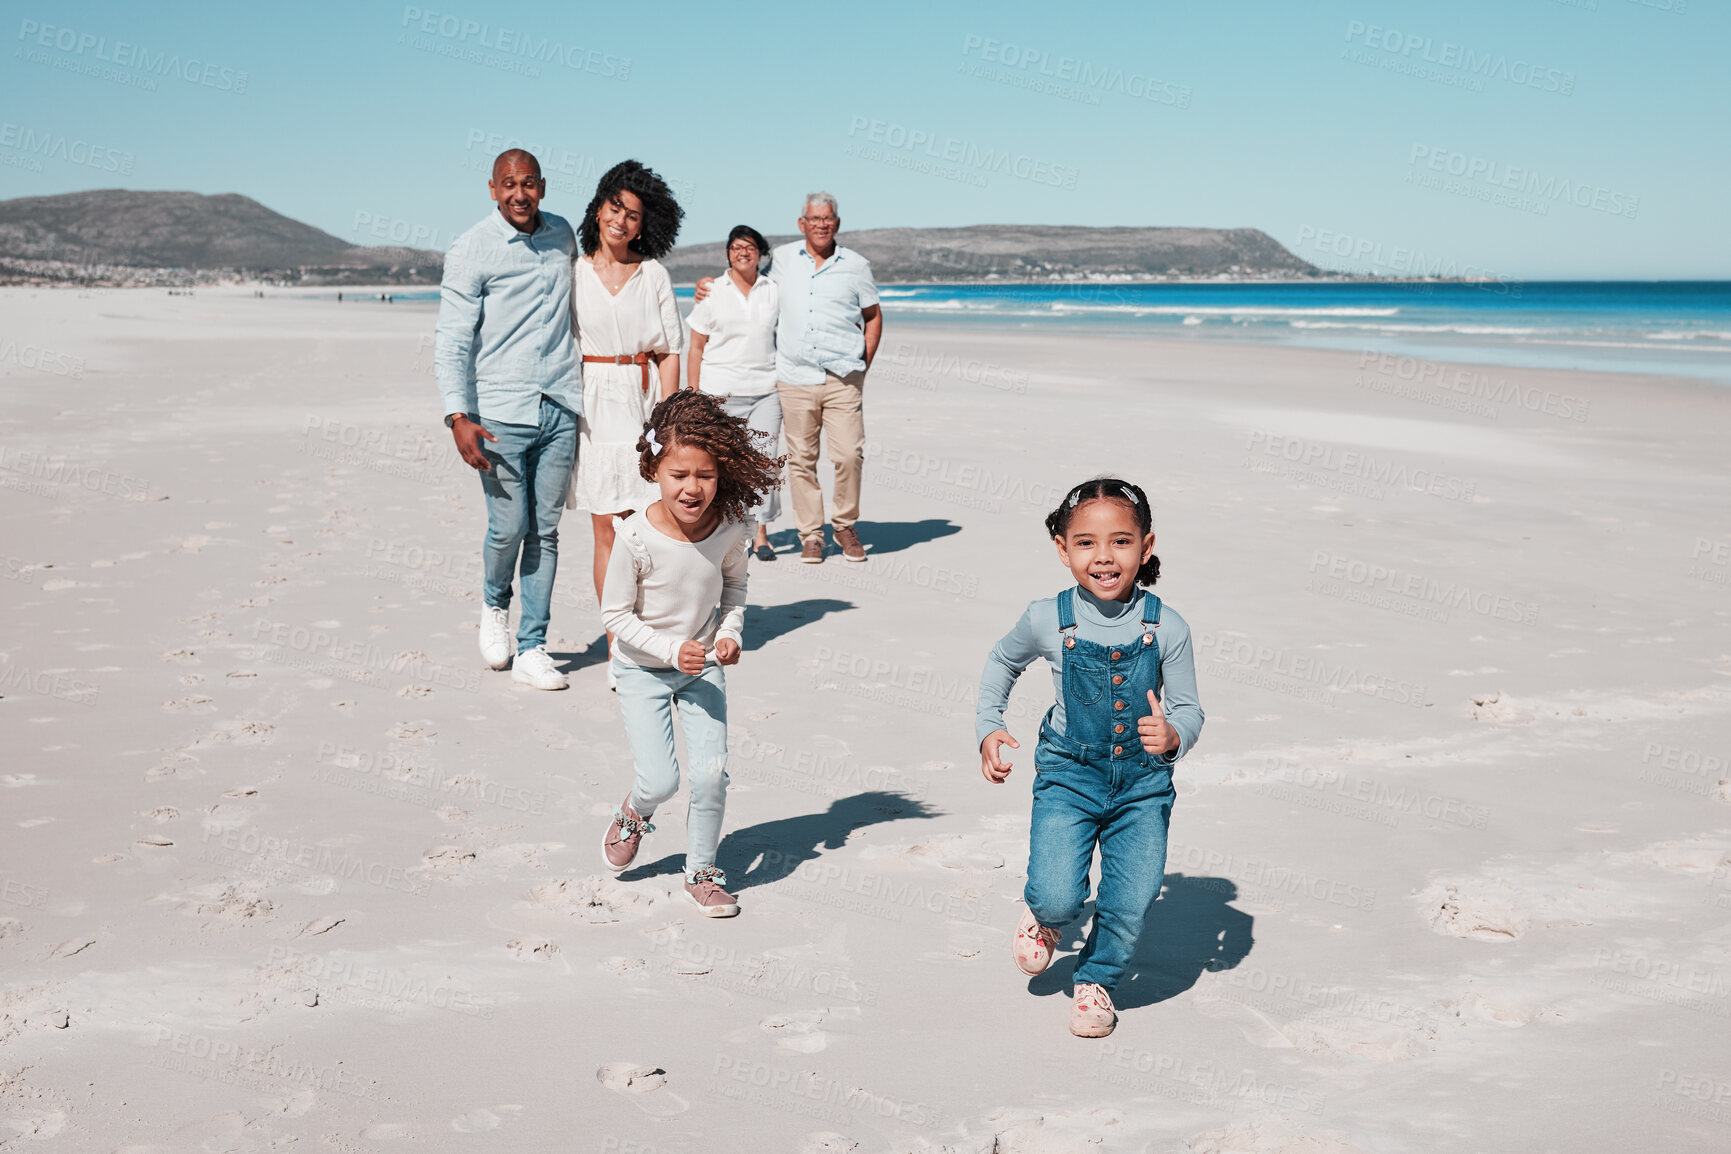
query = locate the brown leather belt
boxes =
[583,353,652,393]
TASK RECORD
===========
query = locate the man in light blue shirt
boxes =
[770,193,882,564]
[433,148,579,690]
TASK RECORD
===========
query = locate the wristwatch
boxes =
[444,413,466,428]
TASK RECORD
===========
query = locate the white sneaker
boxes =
[479,605,512,670]
[511,646,568,691]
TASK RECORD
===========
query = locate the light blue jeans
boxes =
[614,660,730,881]
[479,396,578,651]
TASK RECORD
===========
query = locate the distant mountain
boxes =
[0,191,1322,287]
[0,190,442,285]
[659,225,1320,283]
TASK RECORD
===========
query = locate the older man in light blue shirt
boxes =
[433,148,579,690]
[769,192,882,564]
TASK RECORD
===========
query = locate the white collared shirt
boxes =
[686,268,779,397]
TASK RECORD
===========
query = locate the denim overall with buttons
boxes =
[1025,587,1176,991]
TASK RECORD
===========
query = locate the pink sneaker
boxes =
[684,867,738,918]
[602,799,654,872]
[1013,907,1062,976]
[1070,982,1116,1038]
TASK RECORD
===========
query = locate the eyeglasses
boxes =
[727,244,760,255]
[802,216,838,227]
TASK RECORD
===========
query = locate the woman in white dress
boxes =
[568,160,687,624]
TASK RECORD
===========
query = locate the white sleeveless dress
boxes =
[568,256,686,513]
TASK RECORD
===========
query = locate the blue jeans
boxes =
[614,660,730,881]
[1026,726,1174,989]
[479,397,577,651]
[1023,587,1173,990]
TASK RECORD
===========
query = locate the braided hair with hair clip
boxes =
[1044,475,1161,587]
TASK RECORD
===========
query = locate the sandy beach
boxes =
[2,285,1728,1152]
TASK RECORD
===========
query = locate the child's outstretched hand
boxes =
[1139,689,1178,758]
[980,728,1019,783]
[714,638,741,666]
[676,640,707,675]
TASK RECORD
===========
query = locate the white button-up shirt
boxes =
[768,241,879,385]
[687,269,778,397]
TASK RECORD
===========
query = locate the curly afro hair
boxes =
[636,390,785,526]
[579,159,684,260]
[1044,475,1161,587]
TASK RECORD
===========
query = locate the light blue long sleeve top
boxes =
[433,209,581,425]
[975,586,1205,764]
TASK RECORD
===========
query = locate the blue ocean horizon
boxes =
[370,280,1731,386]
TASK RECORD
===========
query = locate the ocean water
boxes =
[872,281,1731,385]
[368,281,1731,384]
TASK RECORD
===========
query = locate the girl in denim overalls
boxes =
[976,477,1204,1037]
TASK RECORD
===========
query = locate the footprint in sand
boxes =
[759,1006,860,1053]
[596,1062,688,1117]
[450,1104,525,1132]
[1183,1121,1367,1154]
[800,1135,859,1154]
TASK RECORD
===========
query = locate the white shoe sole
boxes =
[481,650,511,671]
[512,672,568,691]
[690,894,739,918]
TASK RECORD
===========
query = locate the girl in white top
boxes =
[598,390,786,918]
[568,160,688,629]
[687,223,784,562]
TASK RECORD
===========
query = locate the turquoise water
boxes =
[356,281,1731,384]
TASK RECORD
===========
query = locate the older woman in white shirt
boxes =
[686,224,783,562]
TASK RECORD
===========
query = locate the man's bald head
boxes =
[489,149,547,233]
[493,148,541,181]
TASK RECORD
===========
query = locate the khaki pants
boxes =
[777,371,865,543]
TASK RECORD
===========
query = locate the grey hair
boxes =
[802,191,838,217]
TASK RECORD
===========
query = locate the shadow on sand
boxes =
[765,518,961,559]
[621,790,940,887]
[1028,873,1255,1009]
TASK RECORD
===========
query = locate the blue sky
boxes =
[1,0,1723,278]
